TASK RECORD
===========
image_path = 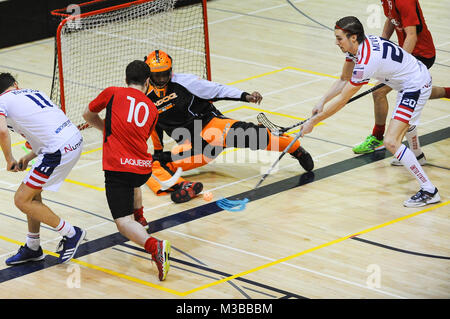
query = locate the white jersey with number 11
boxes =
[0,89,79,154]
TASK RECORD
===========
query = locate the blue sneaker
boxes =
[56,226,86,264]
[5,245,45,266]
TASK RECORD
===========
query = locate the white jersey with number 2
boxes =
[0,89,79,154]
[347,35,432,91]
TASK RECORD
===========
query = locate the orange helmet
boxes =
[145,50,172,72]
[145,50,172,94]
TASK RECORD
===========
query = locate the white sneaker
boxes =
[403,188,440,207]
[391,153,426,166]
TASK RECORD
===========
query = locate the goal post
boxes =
[50,0,210,129]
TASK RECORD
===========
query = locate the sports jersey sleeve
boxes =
[396,0,420,27]
[0,99,7,117]
[89,87,115,113]
[349,65,371,86]
[172,73,247,101]
[381,0,389,16]
[345,52,357,63]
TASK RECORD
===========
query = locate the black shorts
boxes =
[414,55,435,69]
[104,170,151,220]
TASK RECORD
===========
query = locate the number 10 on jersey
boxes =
[126,96,150,127]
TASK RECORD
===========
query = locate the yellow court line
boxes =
[72,258,184,296]
[286,66,340,80]
[223,104,304,120]
[81,146,102,156]
[222,104,247,114]
[11,141,26,147]
[0,201,447,297]
[0,235,183,296]
[223,105,324,126]
[286,66,378,87]
[64,178,105,191]
[180,200,449,296]
[226,67,290,85]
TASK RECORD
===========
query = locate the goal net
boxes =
[50,0,210,129]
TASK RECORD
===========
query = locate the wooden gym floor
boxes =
[0,0,449,299]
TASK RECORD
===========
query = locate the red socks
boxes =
[144,237,158,255]
[445,87,450,99]
[372,124,385,141]
[134,207,144,218]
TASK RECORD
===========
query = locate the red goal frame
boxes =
[51,0,211,115]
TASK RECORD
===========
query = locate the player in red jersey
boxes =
[83,60,170,281]
[348,0,450,156]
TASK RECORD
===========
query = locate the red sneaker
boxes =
[151,240,171,281]
[170,181,203,203]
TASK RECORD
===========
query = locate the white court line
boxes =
[72,159,102,170]
[167,229,406,299]
[210,52,322,76]
[437,57,450,64]
[208,0,306,25]
[0,180,15,187]
[436,41,450,48]
[420,114,450,126]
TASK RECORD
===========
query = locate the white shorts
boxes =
[23,132,83,192]
[392,79,432,126]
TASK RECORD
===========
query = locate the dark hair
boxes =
[335,16,365,44]
[125,60,150,86]
[0,73,16,94]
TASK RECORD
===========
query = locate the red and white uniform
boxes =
[381,0,435,59]
[348,35,432,125]
[89,86,158,174]
[0,89,82,191]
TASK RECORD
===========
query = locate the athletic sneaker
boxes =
[391,152,426,166]
[151,239,171,281]
[5,245,45,266]
[134,210,148,227]
[171,181,203,203]
[56,226,86,264]
[403,188,440,207]
[291,146,314,171]
[352,135,385,154]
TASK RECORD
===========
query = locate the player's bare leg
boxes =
[352,83,391,154]
[384,119,439,207]
[115,215,150,246]
[430,86,450,99]
[26,193,42,234]
[115,215,170,281]
[14,184,60,228]
[373,84,392,128]
[8,184,85,265]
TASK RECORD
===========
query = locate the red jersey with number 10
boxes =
[381,0,435,59]
[89,86,158,174]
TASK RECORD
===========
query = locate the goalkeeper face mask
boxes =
[145,50,172,92]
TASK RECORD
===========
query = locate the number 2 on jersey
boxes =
[126,96,150,127]
[382,41,404,63]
